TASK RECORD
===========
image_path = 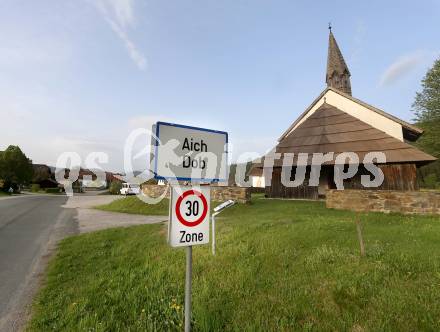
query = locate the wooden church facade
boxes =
[266,164,420,200]
[253,30,436,199]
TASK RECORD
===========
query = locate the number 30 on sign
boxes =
[169,186,210,247]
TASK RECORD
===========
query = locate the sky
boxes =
[1,0,439,172]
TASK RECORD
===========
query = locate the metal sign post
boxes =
[185,245,192,332]
[212,212,218,256]
[152,121,228,332]
[211,200,235,255]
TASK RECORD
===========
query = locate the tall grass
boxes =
[29,196,440,331]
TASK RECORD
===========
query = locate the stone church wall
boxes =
[141,184,251,203]
[326,189,440,215]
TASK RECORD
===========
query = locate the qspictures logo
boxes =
[54,127,386,200]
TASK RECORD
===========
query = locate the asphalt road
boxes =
[0,195,78,331]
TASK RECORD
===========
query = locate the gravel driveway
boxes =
[63,194,167,233]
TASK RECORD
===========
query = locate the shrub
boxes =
[423,174,438,189]
[31,184,41,192]
[45,187,60,194]
[109,181,122,195]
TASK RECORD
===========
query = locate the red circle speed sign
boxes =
[175,189,208,227]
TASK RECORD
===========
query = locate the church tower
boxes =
[326,28,352,95]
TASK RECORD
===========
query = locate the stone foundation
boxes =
[142,184,170,199]
[326,189,440,215]
[141,184,251,203]
[211,186,251,203]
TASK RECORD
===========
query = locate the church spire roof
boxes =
[326,28,352,95]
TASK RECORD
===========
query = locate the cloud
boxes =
[101,0,134,28]
[92,0,147,70]
[379,51,430,86]
[45,136,124,170]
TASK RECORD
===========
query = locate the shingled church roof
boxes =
[279,87,424,142]
[326,30,352,95]
[327,31,350,77]
[272,103,436,166]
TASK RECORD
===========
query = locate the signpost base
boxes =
[185,246,192,332]
[212,214,217,255]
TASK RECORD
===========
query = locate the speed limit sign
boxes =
[169,185,210,247]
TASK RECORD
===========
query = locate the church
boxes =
[251,29,436,199]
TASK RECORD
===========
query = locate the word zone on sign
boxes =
[169,186,210,247]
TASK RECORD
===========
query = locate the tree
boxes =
[412,57,440,188]
[109,181,122,195]
[0,145,33,190]
[412,57,440,158]
[32,164,52,183]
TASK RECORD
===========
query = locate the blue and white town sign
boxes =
[152,122,228,182]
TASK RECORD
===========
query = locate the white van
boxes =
[120,183,140,196]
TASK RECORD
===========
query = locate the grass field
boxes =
[95,195,225,216]
[29,196,440,331]
[95,196,169,215]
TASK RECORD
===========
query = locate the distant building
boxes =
[32,164,59,188]
[53,168,123,192]
[79,169,124,189]
[251,29,436,199]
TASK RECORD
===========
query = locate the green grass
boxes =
[95,196,169,215]
[95,196,229,216]
[29,196,440,331]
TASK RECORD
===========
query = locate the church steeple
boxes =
[326,27,352,95]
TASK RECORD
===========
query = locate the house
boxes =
[32,164,59,188]
[53,168,122,192]
[105,171,123,187]
[77,169,123,189]
[250,29,436,199]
